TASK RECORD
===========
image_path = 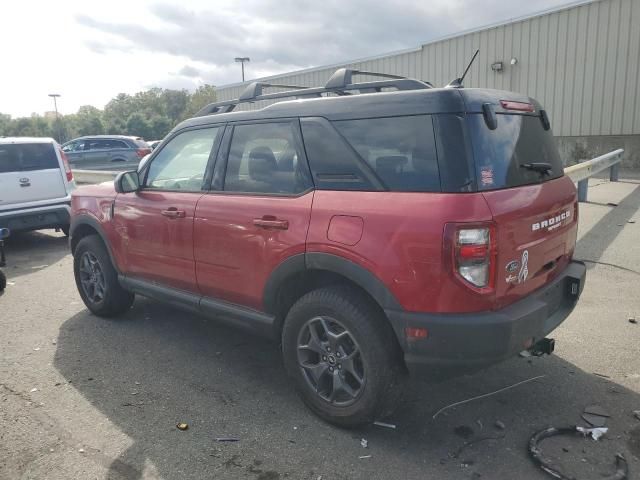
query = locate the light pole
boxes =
[48,93,62,143]
[234,57,250,82]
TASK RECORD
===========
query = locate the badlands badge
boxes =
[506,250,529,284]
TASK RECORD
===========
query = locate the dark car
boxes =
[69,68,585,427]
[62,135,151,170]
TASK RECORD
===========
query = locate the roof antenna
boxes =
[445,49,479,88]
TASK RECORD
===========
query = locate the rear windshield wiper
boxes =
[521,162,553,174]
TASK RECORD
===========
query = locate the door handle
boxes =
[161,208,186,218]
[253,217,289,230]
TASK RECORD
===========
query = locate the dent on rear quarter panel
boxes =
[307,191,495,313]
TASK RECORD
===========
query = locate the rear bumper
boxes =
[385,261,586,376]
[0,203,71,232]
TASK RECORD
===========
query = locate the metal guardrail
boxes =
[73,169,119,184]
[564,148,624,202]
[72,148,625,203]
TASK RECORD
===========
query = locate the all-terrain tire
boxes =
[282,286,406,428]
[73,235,134,316]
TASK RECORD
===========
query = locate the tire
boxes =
[73,235,134,316]
[282,286,406,427]
[0,270,6,292]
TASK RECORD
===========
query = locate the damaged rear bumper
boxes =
[385,260,586,376]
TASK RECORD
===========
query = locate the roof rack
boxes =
[194,68,433,117]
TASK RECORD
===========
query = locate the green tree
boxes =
[125,113,152,139]
[183,84,217,119]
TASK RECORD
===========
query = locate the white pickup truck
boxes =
[0,137,75,235]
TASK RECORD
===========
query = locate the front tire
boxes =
[73,235,134,316]
[282,286,405,427]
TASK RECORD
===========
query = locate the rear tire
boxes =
[73,235,134,317]
[282,286,406,427]
[0,270,6,291]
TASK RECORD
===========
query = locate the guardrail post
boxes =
[610,162,619,182]
[577,159,588,202]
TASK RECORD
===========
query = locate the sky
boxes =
[2,0,578,117]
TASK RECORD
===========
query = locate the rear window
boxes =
[468,114,563,191]
[333,115,440,192]
[0,143,58,173]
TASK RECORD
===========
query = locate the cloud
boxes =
[76,0,573,89]
[178,65,201,78]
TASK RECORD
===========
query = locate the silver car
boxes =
[61,135,151,170]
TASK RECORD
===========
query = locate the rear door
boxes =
[61,139,86,166]
[0,142,67,209]
[194,120,314,311]
[467,112,578,308]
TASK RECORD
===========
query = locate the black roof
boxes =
[174,67,537,134]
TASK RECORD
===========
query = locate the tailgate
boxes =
[0,143,67,208]
[483,176,578,309]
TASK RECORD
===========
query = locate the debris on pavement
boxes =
[495,420,506,430]
[584,405,610,417]
[176,423,189,431]
[359,455,372,459]
[633,410,640,421]
[433,375,546,419]
[581,413,607,427]
[360,438,368,448]
[78,448,85,453]
[29,388,37,393]
[629,318,637,324]
[216,437,239,442]
[450,434,505,459]
[529,426,627,480]
[373,421,396,429]
[577,426,608,441]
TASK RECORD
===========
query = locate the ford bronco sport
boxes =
[70,68,585,427]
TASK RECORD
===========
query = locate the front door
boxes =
[113,126,223,292]
[194,121,314,311]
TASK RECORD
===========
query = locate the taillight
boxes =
[59,149,73,182]
[445,223,497,291]
[500,100,535,112]
[136,148,151,158]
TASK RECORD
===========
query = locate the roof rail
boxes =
[194,68,432,117]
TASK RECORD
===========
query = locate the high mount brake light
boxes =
[500,100,535,112]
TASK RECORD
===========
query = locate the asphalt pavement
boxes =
[1,176,639,480]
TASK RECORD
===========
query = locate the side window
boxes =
[300,117,380,191]
[62,140,84,152]
[333,115,440,192]
[145,127,220,191]
[87,140,110,150]
[110,140,128,149]
[223,122,311,194]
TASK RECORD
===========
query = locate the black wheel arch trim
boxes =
[263,252,402,314]
[70,215,120,274]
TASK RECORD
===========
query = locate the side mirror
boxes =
[114,170,140,193]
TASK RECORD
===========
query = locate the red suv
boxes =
[70,69,585,426]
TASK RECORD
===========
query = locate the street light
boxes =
[234,57,250,82]
[48,93,62,143]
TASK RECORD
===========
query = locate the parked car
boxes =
[147,140,162,150]
[0,137,75,235]
[69,68,585,427]
[61,135,151,170]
